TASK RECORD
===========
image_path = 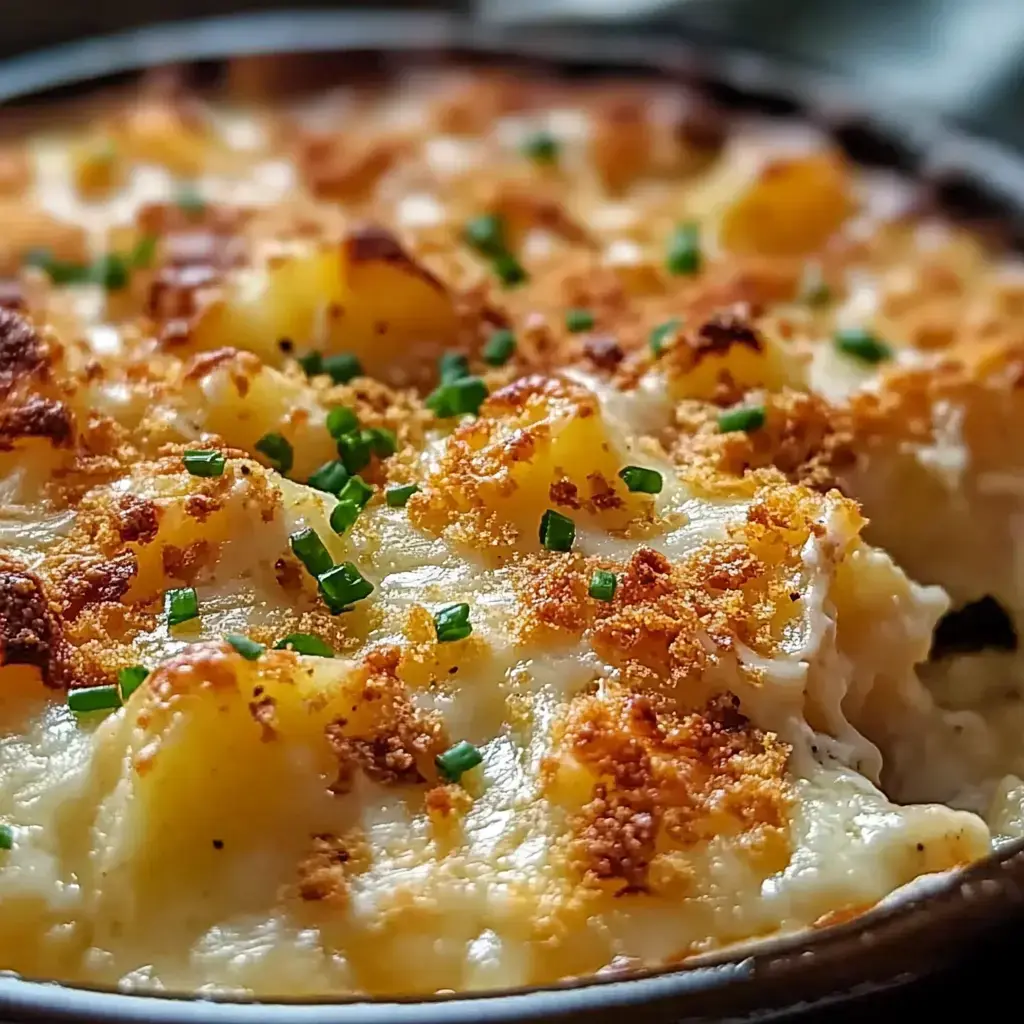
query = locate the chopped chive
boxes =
[718,405,766,434]
[317,562,374,614]
[329,501,361,535]
[386,483,419,507]
[434,602,472,643]
[589,569,617,602]
[68,684,121,713]
[0,824,12,850]
[24,248,91,285]
[618,465,663,495]
[666,222,701,276]
[117,665,149,700]
[436,740,483,782]
[521,129,559,164]
[337,431,371,474]
[649,318,681,356]
[307,460,349,495]
[799,262,831,306]
[297,351,324,377]
[426,376,488,418]
[176,184,206,218]
[130,234,158,269]
[483,328,516,366]
[834,327,892,365]
[326,406,360,440]
[289,527,334,578]
[565,308,595,333]
[338,475,374,509]
[322,352,363,384]
[255,432,293,475]
[91,253,131,291]
[492,251,528,287]
[226,634,265,661]
[363,426,397,459]
[539,509,575,552]
[439,351,470,383]
[464,213,506,257]
[273,633,335,657]
[165,586,200,627]
[183,449,225,478]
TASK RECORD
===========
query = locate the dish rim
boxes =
[3,8,1024,1019]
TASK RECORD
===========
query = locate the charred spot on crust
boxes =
[0,309,48,399]
[693,310,763,360]
[0,397,74,450]
[930,595,1017,659]
[583,335,625,371]
[343,224,447,292]
[54,552,138,619]
[115,495,160,546]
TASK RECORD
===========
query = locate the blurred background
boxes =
[2,0,1023,149]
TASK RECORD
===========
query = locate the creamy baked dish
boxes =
[1,58,1024,997]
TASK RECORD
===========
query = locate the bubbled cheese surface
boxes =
[0,62,1020,997]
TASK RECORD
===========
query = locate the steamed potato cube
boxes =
[719,153,855,257]
[70,137,124,199]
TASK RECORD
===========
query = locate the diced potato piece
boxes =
[109,98,213,177]
[662,316,803,402]
[415,377,652,546]
[0,146,31,197]
[183,351,337,481]
[0,203,87,276]
[719,153,855,257]
[88,645,367,941]
[70,136,125,199]
[589,97,653,194]
[188,227,457,383]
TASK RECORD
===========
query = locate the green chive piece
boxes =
[589,569,617,602]
[666,222,701,276]
[226,634,265,661]
[307,460,349,495]
[91,253,131,291]
[322,352,363,384]
[289,528,334,578]
[165,587,200,627]
[464,213,506,257]
[539,509,575,552]
[326,406,360,440]
[329,501,361,535]
[183,449,225,478]
[338,475,373,509]
[649,318,681,356]
[317,562,374,614]
[130,234,158,269]
[297,351,324,377]
[363,426,397,459]
[255,432,294,475]
[435,739,483,782]
[565,308,595,333]
[492,251,528,287]
[386,483,419,508]
[834,327,892,365]
[521,129,559,164]
[337,431,371,474]
[68,684,122,713]
[799,262,831,307]
[434,602,472,643]
[273,633,335,657]
[718,405,766,434]
[117,665,149,700]
[176,184,206,218]
[440,351,470,383]
[426,376,488,418]
[618,465,663,495]
[24,249,91,285]
[483,328,516,366]
[0,824,12,850]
